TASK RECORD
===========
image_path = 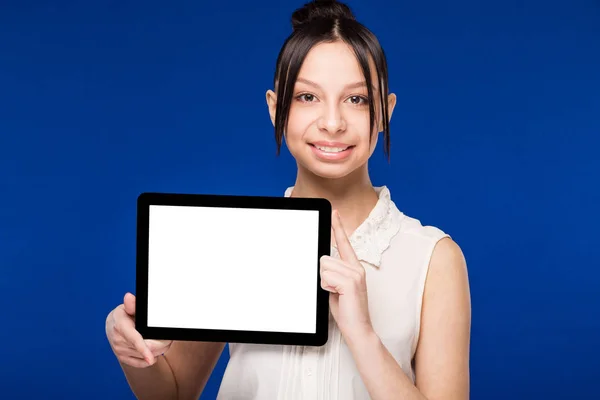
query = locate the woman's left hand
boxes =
[320,210,374,341]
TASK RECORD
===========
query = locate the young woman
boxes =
[105,1,471,399]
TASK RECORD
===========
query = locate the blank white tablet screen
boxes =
[146,205,320,334]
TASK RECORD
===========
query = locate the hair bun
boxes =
[291,0,355,30]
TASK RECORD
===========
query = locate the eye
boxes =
[347,95,369,106]
[296,93,317,103]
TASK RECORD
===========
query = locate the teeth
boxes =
[315,145,348,153]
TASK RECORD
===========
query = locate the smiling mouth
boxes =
[309,144,355,153]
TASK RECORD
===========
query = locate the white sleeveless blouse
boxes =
[216,186,450,399]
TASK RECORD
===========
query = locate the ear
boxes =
[266,90,277,127]
[378,92,397,132]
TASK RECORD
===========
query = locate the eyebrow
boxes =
[296,77,378,92]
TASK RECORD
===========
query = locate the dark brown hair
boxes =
[273,0,392,160]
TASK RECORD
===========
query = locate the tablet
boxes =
[135,191,331,346]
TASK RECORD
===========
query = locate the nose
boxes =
[317,103,346,134]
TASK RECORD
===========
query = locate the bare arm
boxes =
[344,237,471,399]
[106,294,226,400]
[414,237,471,399]
[121,340,226,400]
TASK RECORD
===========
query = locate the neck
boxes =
[290,164,379,236]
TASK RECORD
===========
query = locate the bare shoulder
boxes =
[423,236,471,324]
[430,237,468,278]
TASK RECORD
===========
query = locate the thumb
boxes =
[123,292,136,316]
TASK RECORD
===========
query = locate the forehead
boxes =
[297,41,376,88]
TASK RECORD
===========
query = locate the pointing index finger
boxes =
[332,210,359,264]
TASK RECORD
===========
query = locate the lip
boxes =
[309,143,354,161]
[310,141,352,148]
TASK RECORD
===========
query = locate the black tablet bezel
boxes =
[135,191,331,346]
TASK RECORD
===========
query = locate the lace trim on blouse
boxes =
[284,186,404,267]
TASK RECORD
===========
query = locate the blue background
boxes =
[1,0,598,399]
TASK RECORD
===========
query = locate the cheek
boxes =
[285,108,312,144]
[348,113,377,150]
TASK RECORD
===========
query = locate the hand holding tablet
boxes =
[134,192,332,346]
[106,293,172,368]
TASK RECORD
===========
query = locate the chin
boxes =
[304,164,356,180]
[292,145,368,180]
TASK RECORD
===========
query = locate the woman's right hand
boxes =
[106,292,173,368]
